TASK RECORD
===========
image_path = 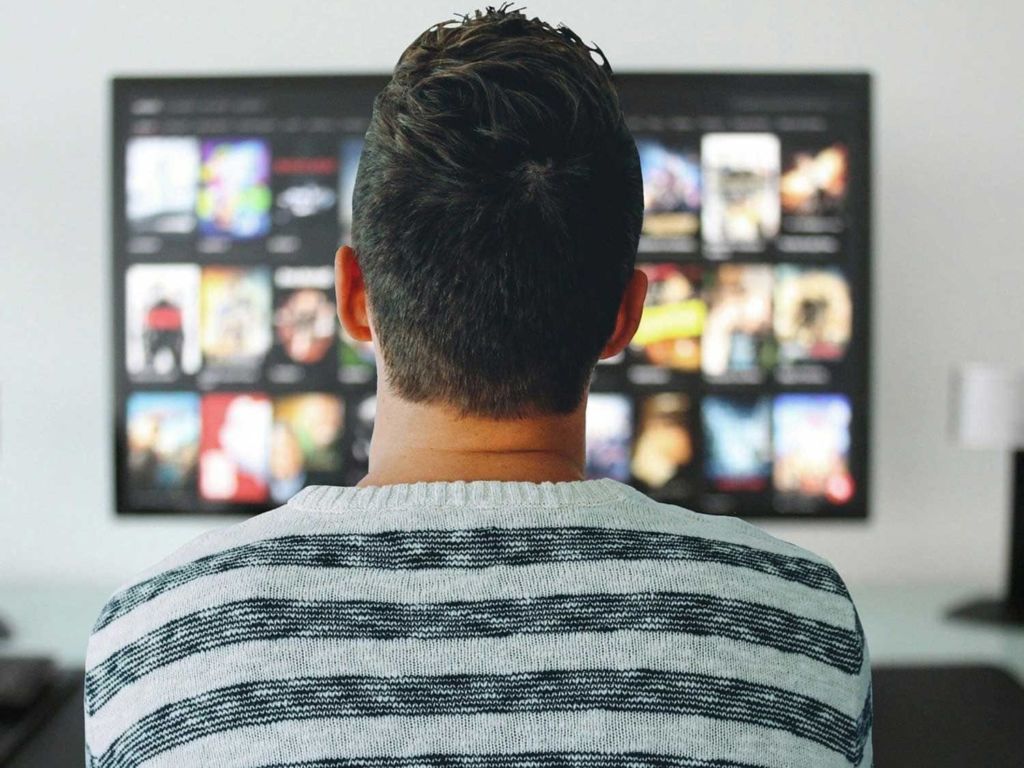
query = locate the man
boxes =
[86,7,872,767]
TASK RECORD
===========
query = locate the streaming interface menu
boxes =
[114,74,870,517]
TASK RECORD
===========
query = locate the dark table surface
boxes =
[3,671,83,768]
[871,664,1024,767]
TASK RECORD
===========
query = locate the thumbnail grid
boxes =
[116,78,866,517]
[637,134,851,256]
[588,391,855,517]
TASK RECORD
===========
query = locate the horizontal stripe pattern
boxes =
[122,711,845,768]
[93,527,848,632]
[86,481,872,767]
[94,669,869,768]
[87,557,856,665]
[86,592,862,715]
[86,632,869,753]
[256,752,770,768]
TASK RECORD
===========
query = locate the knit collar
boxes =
[288,477,636,513]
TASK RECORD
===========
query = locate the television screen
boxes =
[113,74,871,518]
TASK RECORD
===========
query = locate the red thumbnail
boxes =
[200,393,272,503]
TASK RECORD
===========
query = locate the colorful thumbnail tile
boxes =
[125,264,201,379]
[125,137,200,235]
[781,143,848,216]
[338,326,376,383]
[637,138,700,239]
[632,263,705,372]
[702,395,771,492]
[773,394,854,503]
[200,266,273,367]
[632,392,697,499]
[197,138,272,238]
[199,392,272,503]
[774,265,852,364]
[338,137,364,240]
[270,393,345,503]
[701,133,780,249]
[702,264,775,380]
[585,393,633,482]
[271,140,339,228]
[126,392,200,493]
[273,266,337,366]
[344,393,377,485]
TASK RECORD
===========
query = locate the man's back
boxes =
[86,479,872,768]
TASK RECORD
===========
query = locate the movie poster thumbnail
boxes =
[270,393,345,503]
[338,326,376,384]
[271,138,339,244]
[774,265,852,367]
[702,395,771,493]
[585,393,632,482]
[630,263,705,374]
[772,394,854,507]
[777,141,849,254]
[268,266,338,383]
[125,264,201,380]
[126,392,200,502]
[701,133,780,253]
[636,138,700,252]
[343,393,376,485]
[199,392,272,503]
[338,137,364,242]
[631,392,698,501]
[200,266,273,381]
[197,138,272,240]
[702,264,775,383]
[781,143,849,219]
[125,136,200,236]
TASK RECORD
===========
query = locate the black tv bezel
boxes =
[111,72,872,520]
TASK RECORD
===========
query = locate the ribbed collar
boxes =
[288,477,636,513]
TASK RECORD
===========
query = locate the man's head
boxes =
[338,6,645,418]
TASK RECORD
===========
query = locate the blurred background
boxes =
[1,1,1023,765]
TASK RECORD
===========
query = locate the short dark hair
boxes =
[352,5,642,417]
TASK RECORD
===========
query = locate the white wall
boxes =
[2,0,1022,590]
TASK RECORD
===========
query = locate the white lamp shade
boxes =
[950,364,1024,450]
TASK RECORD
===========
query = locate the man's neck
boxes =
[357,387,587,487]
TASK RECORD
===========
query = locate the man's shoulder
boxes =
[87,483,861,647]
[87,502,299,650]
[621,486,843,571]
[116,502,292,581]
[624,490,861,624]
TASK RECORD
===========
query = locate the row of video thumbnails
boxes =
[125,389,855,511]
[126,260,855,388]
[125,132,854,258]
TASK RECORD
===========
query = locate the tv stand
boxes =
[948,450,1024,627]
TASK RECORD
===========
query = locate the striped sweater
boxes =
[85,479,873,768]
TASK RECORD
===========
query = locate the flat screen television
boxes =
[112,73,871,518]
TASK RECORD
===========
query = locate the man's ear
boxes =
[599,268,648,360]
[335,245,373,342]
